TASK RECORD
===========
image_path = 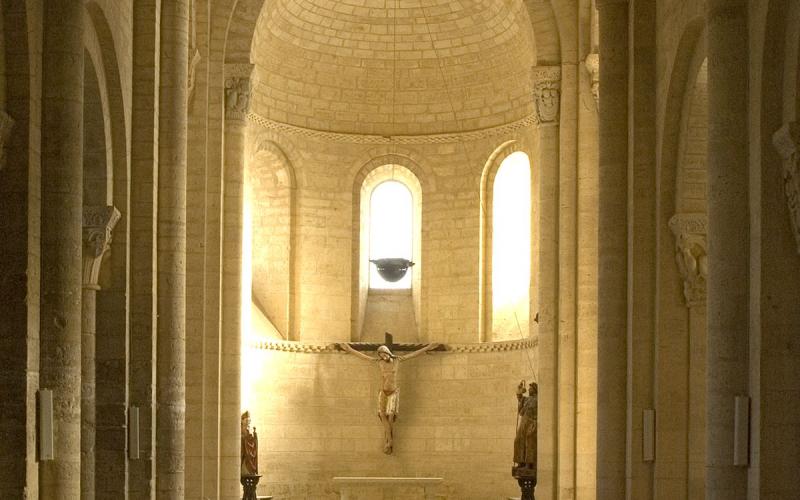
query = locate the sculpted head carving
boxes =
[531,66,561,124]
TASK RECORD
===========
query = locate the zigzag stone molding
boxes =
[250,337,537,354]
[247,112,539,145]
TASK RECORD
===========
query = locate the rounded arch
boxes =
[660,18,706,220]
[222,0,265,64]
[757,2,800,494]
[351,151,433,195]
[246,140,297,340]
[351,157,425,342]
[655,18,709,499]
[81,7,131,498]
[479,141,532,342]
[522,0,562,65]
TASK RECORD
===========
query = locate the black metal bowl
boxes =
[369,258,415,282]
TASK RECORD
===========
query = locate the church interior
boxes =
[1,0,799,499]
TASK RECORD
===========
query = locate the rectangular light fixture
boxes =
[734,396,750,466]
[129,406,140,460]
[38,389,54,461]
[642,409,655,462]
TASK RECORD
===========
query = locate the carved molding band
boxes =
[250,337,537,353]
[531,65,561,124]
[669,213,708,308]
[82,205,121,289]
[250,339,538,354]
[772,122,800,254]
[225,64,254,121]
[584,53,600,106]
[247,111,538,145]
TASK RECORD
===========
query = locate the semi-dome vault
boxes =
[250,0,535,135]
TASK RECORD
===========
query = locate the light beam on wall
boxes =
[492,152,531,338]
[241,194,255,411]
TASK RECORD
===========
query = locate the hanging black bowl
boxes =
[370,258,415,282]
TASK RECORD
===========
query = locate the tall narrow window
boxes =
[492,152,531,339]
[369,180,413,289]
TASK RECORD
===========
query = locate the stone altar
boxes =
[332,477,445,500]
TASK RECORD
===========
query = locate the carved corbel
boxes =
[669,213,708,308]
[82,206,121,289]
[772,122,800,254]
[224,64,254,122]
[584,53,600,107]
[531,66,561,125]
[0,110,15,171]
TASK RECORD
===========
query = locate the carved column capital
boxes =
[772,122,800,254]
[531,66,561,125]
[82,205,121,289]
[584,53,600,107]
[669,213,708,308]
[225,64,254,122]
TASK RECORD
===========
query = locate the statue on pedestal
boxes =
[338,336,440,455]
[513,381,537,500]
[241,411,260,500]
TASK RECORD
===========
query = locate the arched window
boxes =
[369,180,414,289]
[354,164,422,342]
[490,151,531,340]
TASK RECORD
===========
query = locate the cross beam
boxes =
[348,332,446,352]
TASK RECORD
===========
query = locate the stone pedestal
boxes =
[241,474,261,500]
[332,477,444,500]
[512,466,536,500]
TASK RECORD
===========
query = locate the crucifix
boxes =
[338,332,444,454]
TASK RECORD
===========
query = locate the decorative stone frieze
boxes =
[247,111,538,144]
[0,110,14,171]
[669,213,708,308]
[531,66,561,125]
[251,337,537,353]
[772,122,800,254]
[82,205,121,289]
[585,53,600,106]
[224,64,254,121]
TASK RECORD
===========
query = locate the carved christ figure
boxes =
[338,342,440,454]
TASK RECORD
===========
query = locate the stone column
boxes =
[221,63,252,499]
[39,1,84,498]
[129,1,161,497]
[81,206,121,500]
[706,0,750,497]
[156,1,189,498]
[595,1,628,499]
[532,65,561,500]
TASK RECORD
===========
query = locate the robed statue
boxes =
[514,381,538,469]
[241,411,258,475]
[513,381,538,499]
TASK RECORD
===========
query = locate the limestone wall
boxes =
[246,121,538,345]
[243,342,537,500]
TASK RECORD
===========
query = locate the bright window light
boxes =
[492,152,531,338]
[369,180,413,289]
